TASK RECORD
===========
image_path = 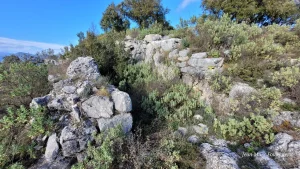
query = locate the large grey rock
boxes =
[169,49,179,59]
[82,96,114,119]
[152,38,181,52]
[60,121,97,157]
[179,48,190,58]
[153,51,163,66]
[191,52,207,59]
[111,90,132,113]
[267,133,300,168]
[52,79,73,93]
[76,81,92,98]
[97,113,133,133]
[30,95,51,109]
[273,111,300,128]
[45,133,59,162]
[61,140,79,157]
[125,40,146,61]
[145,43,155,63]
[200,142,240,169]
[66,57,100,80]
[229,83,256,100]
[255,150,282,169]
[187,57,223,68]
[144,34,162,42]
[47,98,64,111]
[62,86,76,94]
[176,61,187,68]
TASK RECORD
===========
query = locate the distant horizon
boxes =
[0,0,203,54]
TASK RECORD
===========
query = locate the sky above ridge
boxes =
[0,0,203,54]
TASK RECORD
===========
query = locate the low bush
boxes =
[209,73,232,94]
[0,106,53,168]
[230,86,282,116]
[271,66,300,88]
[141,84,205,129]
[213,114,275,145]
[0,62,50,109]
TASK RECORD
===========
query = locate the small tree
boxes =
[100,3,130,32]
[202,0,300,25]
[2,55,21,65]
[119,0,170,29]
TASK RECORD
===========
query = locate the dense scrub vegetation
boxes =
[1,0,300,168]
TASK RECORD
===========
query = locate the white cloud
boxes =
[177,0,201,11]
[0,37,65,54]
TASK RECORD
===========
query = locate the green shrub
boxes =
[188,14,262,53]
[213,114,275,144]
[141,84,205,129]
[0,62,50,109]
[271,66,300,88]
[209,73,232,94]
[72,126,124,169]
[229,86,282,117]
[7,163,25,169]
[0,106,52,168]
[118,63,157,90]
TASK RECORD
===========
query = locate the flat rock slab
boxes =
[82,96,113,119]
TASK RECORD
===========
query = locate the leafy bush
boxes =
[141,84,205,129]
[230,86,282,116]
[213,114,275,144]
[0,62,50,109]
[209,73,232,94]
[187,15,262,53]
[271,66,300,88]
[72,126,124,169]
[0,106,52,168]
[118,63,156,90]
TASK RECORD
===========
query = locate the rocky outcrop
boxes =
[229,82,256,100]
[200,140,240,169]
[254,150,282,169]
[30,95,51,109]
[273,111,300,128]
[97,113,133,133]
[30,56,133,168]
[267,133,300,168]
[66,57,100,81]
[124,34,224,81]
[111,90,132,113]
[82,96,114,118]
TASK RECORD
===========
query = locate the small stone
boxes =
[45,133,59,161]
[192,124,208,135]
[193,115,203,121]
[177,56,189,62]
[188,135,200,144]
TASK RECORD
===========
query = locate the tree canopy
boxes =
[100,3,130,32]
[202,0,300,25]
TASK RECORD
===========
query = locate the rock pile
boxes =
[29,57,133,168]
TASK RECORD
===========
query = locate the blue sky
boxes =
[0,0,203,54]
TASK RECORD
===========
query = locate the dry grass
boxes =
[95,87,110,97]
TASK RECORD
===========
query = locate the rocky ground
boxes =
[29,34,300,169]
